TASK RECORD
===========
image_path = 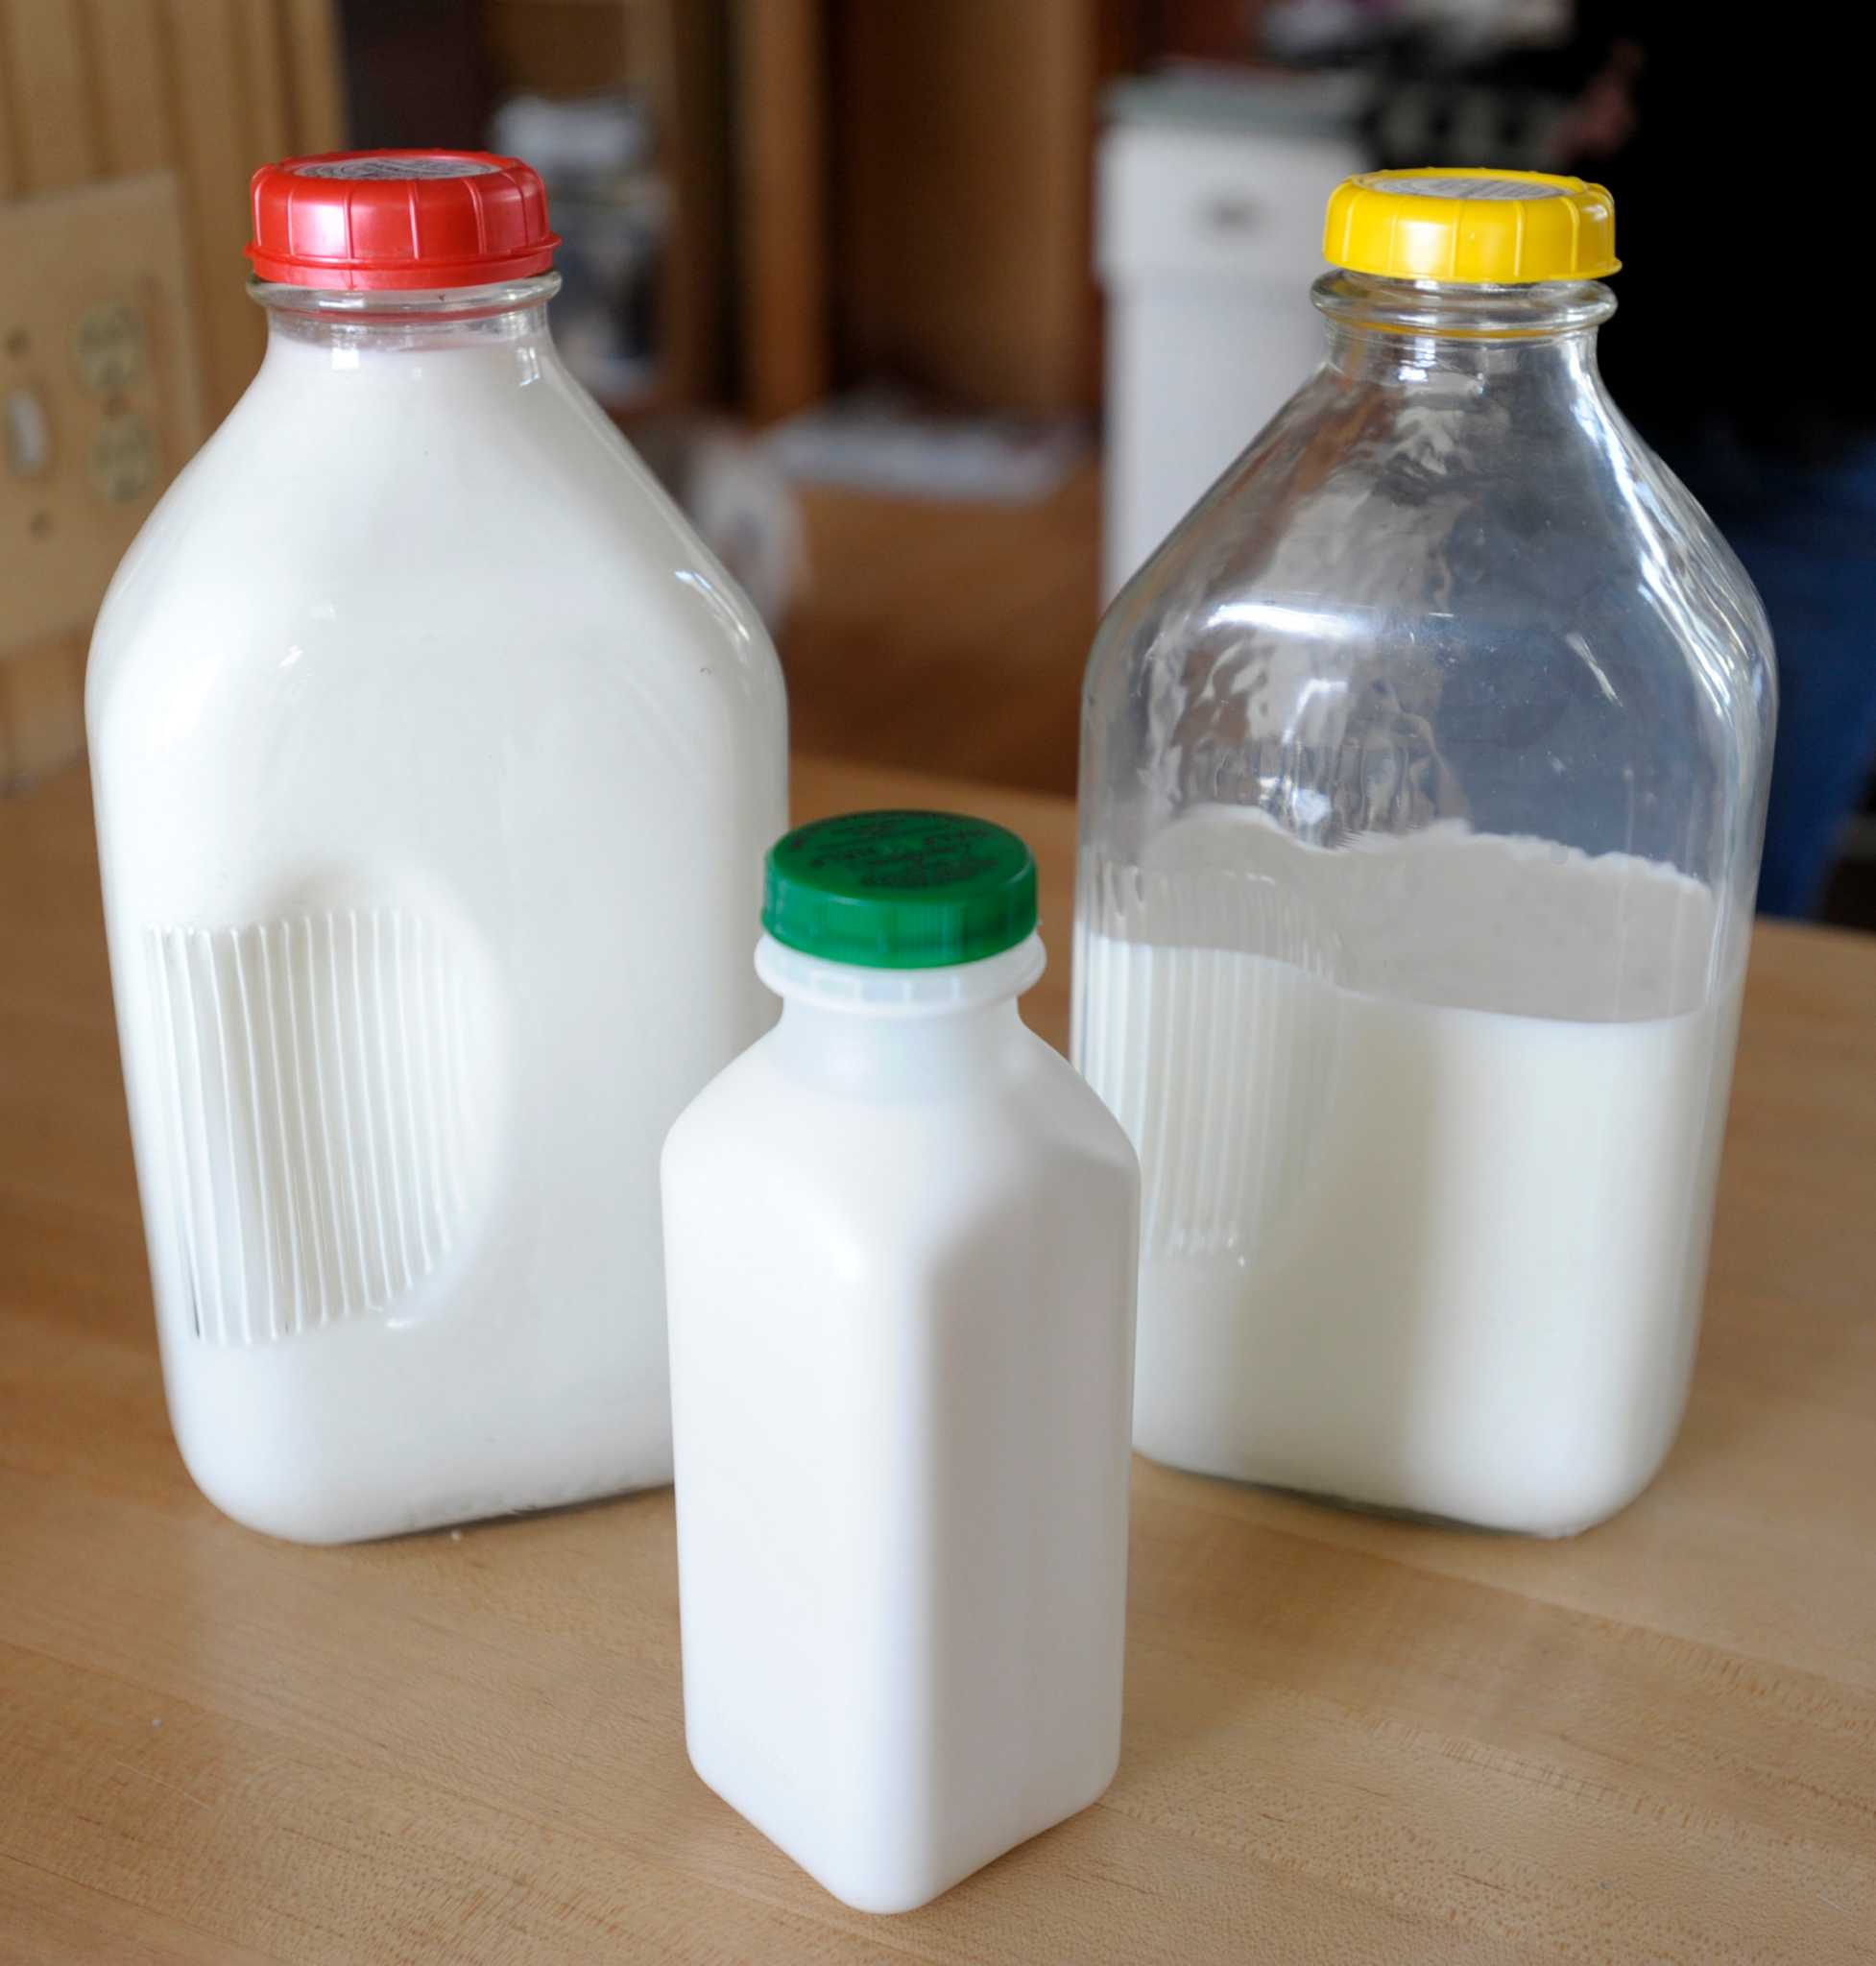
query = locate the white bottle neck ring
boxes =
[756,932,1046,1020]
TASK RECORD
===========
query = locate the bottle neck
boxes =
[1314,270,1614,388]
[758,934,1046,1094]
[251,274,560,368]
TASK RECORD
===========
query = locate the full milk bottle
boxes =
[86,151,786,1542]
[1074,169,1774,1535]
[663,813,1139,1912]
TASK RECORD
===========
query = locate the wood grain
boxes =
[161,0,260,441]
[835,0,1101,414]
[0,0,345,788]
[1,170,205,787]
[0,0,100,192]
[0,638,84,787]
[86,0,176,178]
[278,0,344,168]
[0,0,345,420]
[2,757,1874,1964]
[781,462,1101,798]
[237,0,294,188]
[733,0,830,423]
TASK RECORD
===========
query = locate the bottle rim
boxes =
[1312,269,1616,340]
[756,932,1046,1018]
[249,273,562,324]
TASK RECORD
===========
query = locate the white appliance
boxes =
[1097,78,1365,600]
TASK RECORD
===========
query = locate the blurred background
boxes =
[4,0,1871,924]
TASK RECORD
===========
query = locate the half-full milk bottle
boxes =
[1074,169,1774,1536]
[86,150,787,1542]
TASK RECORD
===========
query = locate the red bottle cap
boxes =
[247,150,559,291]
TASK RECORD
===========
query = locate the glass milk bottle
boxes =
[86,151,786,1542]
[1073,170,1774,1536]
[663,813,1138,1912]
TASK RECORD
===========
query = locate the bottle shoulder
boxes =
[664,1023,1138,1209]
[1080,363,1773,885]
[96,372,756,610]
[1007,1020,1141,1178]
[87,357,785,748]
[1092,366,1773,700]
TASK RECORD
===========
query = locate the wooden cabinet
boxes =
[834,0,1107,417]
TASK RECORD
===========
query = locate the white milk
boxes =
[663,929,1139,1913]
[88,295,786,1543]
[1074,811,1742,1535]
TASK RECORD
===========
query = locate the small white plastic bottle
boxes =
[662,812,1140,1915]
[85,151,786,1542]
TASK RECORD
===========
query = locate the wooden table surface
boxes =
[3,757,1874,1965]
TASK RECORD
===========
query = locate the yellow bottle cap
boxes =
[1323,168,1619,284]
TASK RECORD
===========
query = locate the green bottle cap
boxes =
[762,811,1039,970]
